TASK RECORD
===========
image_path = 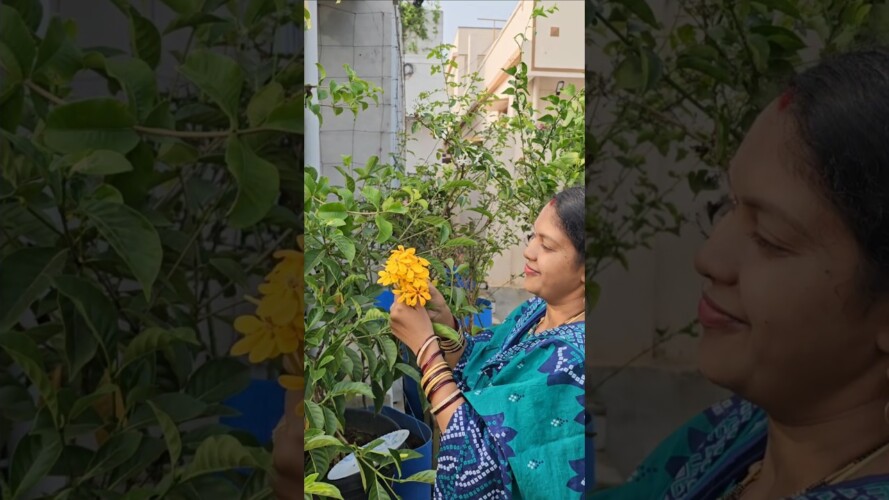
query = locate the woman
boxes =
[388,186,586,498]
[593,47,889,499]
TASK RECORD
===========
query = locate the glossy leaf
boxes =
[0,247,67,333]
[185,358,251,403]
[105,56,158,121]
[148,401,182,465]
[0,6,36,81]
[224,137,280,228]
[70,150,133,176]
[79,198,162,299]
[179,435,261,481]
[9,431,62,499]
[44,99,140,154]
[180,50,244,125]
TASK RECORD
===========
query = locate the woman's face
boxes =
[522,202,583,303]
[693,99,889,419]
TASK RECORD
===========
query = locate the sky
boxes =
[439,1,520,45]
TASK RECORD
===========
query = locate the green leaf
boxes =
[148,402,182,465]
[0,332,57,421]
[394,362,421,384]
[180,50,244,125]
[209,258,248,288]
[264,100,303,133]
[59,294,98,379]
[5,0,44,33]
[82,431,142,481]
[304,480,344,499]
[614,55,643,90]
[129,11,161,69]
[0,247,68,333]
[403,470,436,484]
[305,435,344,451]
[318,202,348,220]
[158,141,199,166]
[106,437,165,490]
[432,322,461,343]
[0,84,25,132]
[69,384,118,420]
[9,431,62,499]
[224,137,281,228]
[247,82,284,128]
[92,184,125,203]
[442,237,477,248]
[33,17,82,85]
[79,198,162,299]
[0,6,36,81]
[748,34,770,73]
[159,0,200,15]
[70,150,133,176]
[122,327,199,370]
[185,358,250,403]
[129,393,208,427]
[330,381,374,399]
[105,56,158,121]
[180,435,261,481]
[331,234,356,263]
[53,275,117,360]
[305,400,324,430]
[368,479,391,500]
[44,99,140,154]
[676,55,732,84]
[616,0,658,27]
[379,335,398,370]
[374,214,393,243]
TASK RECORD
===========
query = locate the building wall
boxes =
[316,0,403,185]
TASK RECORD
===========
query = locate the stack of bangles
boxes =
[438,315,466,353]
[417,334,464,417]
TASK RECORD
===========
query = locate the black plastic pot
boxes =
[327,408,400,500]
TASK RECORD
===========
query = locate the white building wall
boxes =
[317,0,403,184]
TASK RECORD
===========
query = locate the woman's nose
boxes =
[693,217,740,286]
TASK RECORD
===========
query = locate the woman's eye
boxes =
[750,232,785,254]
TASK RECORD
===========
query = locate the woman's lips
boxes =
[524,265,539,276]
[698,295,746,329]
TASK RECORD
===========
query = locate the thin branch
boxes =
[24,80,286,140]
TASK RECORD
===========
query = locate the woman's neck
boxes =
[748,397,889,498]
[542,295,585,328]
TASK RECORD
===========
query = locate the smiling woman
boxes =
[387,186,587,499]
[593,46,889,500]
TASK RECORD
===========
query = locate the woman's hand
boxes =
[389,299,435,356]
[271,388,303,499]
[425,284,457,329]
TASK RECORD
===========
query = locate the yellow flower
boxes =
[257,248,304,325]
[378,246,432,307]
[231,315,300,363]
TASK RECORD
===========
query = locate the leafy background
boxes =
[0,0,301,498]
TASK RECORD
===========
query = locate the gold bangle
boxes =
[423,372,452,395]
[431,388,463,414]
[420,367,453,391]
[421,362,449,386]
[416,336,438,366]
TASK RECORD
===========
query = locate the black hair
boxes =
[785,45,889,300]
[552,186,584,266]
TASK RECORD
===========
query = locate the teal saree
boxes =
[433,297,586,499]
[592,396,889,499]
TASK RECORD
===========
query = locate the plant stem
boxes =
[23,80,286,140]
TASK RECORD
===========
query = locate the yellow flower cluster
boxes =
[377,245,432,307]
[231,236,305,417]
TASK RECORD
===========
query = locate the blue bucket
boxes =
[379,406,433,499]
[220,378,285,446]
